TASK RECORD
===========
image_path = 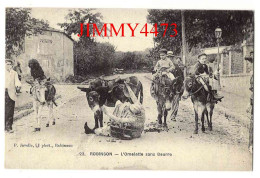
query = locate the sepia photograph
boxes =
[3,5,254,171]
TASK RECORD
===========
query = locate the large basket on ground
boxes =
[110,111,145,140]
[110,122,144,140]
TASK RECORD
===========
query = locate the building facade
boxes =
[17,29,74,81]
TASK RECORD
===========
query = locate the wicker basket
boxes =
[110,121,144,140]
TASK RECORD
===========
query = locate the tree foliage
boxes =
[6,8,49,58]
[113,51,151,70]
[59,9,116,76]
[147,10,254,55]
[75,42,115,75]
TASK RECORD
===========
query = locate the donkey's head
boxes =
[32,81,47,104]
[157,75,176,111]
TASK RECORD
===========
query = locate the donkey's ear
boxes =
[77,86,91,93]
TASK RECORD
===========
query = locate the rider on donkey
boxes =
[27,59,56,131]
[151,48,175,99]
[28,59,46,82]
[193,53,224,102]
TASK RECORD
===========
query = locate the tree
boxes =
[113,51,150,71]
[59,9,116,76]
[6,8,49,58]
[147,10,254,56]
[59,9,104,45]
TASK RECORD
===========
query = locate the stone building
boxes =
[17,29,74,81]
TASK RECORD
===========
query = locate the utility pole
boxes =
[181,10,187,77]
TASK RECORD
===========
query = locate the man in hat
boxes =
[153,49,175,79]
[5,59,22,133]
[175,56,185,71]
[193,53,223,101]
[84,83,145,140]
[166,51,185,121]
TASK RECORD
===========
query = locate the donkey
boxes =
[182,75,215,134]
[78,76,143,130]
[152,67,182,128]
[28,79,57,131]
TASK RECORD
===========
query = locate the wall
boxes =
[231,51,243,74]
[221,75,251,98]
[17,31,73,81]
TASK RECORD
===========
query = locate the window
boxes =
[42,59,50,68]
[37,39,53,54]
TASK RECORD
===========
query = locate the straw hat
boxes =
[167,51,174,57]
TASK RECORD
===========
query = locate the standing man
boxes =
[5,59,22,133]
[167,51,184,121]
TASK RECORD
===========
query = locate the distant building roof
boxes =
[44,28,74,42]
[203,46,231,55]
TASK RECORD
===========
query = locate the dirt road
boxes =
[5,73,252,170]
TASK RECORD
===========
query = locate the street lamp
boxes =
[215,27,222,89]
[215,28,222,39]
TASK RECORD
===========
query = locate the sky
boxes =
[30,8,154,52]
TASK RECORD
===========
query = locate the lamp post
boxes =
[215,27,222,89]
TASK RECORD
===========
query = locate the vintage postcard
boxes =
[4,7,254,170]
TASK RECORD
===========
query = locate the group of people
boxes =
[151,49,184,121]
[5,50,253,151]
[150,48,224,122]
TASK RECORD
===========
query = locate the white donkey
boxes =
[28,79,57,132]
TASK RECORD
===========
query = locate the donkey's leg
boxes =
[198,102,206,133]
[37,104,43,130]
[209,104,215,131]
[94,107,103,129]
[46,102,54,127]
[98,110,103,128]
[46,103,50,126]
[156,102,162,125]
[33,100,37,123]
[193,102,199,134]
[201,109,206,133]
[51,102,56,125]
[94,114,99,129]
[33,100,39,130]
[163,109,168,126]
[205,108,210,129]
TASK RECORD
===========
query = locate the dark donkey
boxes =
[182,75,215,134]
[78,76,143,130]
[153,67,182,128]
